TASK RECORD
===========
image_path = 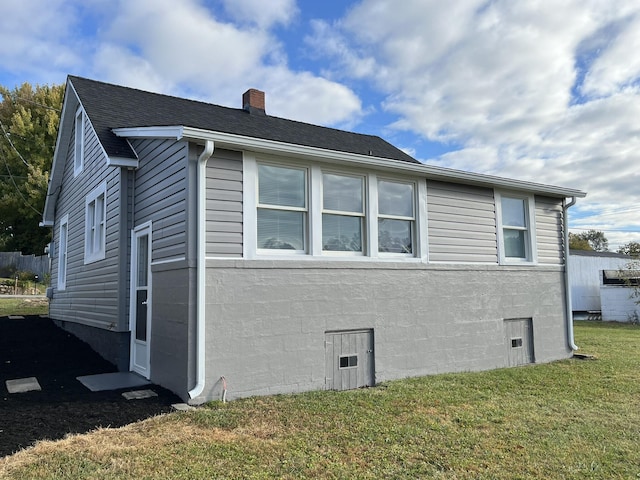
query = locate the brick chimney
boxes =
[242,88,265,115]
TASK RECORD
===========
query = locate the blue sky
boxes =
[2,0,640,249]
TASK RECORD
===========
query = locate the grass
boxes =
[1,322,640,479]
[0,297,49,317]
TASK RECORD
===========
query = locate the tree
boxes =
[618,241,640,258]
[569,230,608,252]
[568,232,593,251]
[0,82,63,254]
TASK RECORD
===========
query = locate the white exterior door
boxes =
[130,223,152,378]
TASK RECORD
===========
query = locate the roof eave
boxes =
[42,78,79,226]
[112,125,587,199]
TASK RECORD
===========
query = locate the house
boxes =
[568,249,631,319]
[42,76,586,403]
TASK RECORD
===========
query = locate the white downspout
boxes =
[563,196,578,351]
[189,140,214,400]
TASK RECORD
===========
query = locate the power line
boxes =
[0,120,29,167]
[0,153,42,216]
[11,95,61,112]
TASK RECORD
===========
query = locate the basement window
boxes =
[339,354,358,369]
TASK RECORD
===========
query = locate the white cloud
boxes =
[0,0,84,84]
[86,0,363,125]
[221,0,298,28]
[310,0,640,244]
[262,69,362,126]
[581,13,640,97]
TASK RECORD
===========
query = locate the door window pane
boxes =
[136,290,147,341]
[137,235,148,287]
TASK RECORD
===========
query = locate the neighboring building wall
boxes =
[601,283,640,322]
[200,261,569,401]
[569,252,630,312]
[426,181,498,263]
[535,196,564,266]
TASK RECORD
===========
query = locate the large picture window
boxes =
[322,173,364,253]
[257,164,307,251]
[377,180,415,254]
[85,182,107,263]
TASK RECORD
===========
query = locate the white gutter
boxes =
[112,126,586,199]
[563,196,579,351]
[188,139,215,400]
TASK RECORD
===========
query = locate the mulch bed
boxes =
[0,315,181,457]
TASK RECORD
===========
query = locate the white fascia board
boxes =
[113,126,185,140]
[113,125,587,199]
[107,156,139,168]
[43,81,80,225]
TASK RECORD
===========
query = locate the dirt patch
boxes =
[0,315,181,457]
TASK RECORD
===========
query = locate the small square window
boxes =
[511,338,523,348]
[339,354,358,369]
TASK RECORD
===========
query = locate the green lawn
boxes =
[0,297,49,317]
[1,322,639,479]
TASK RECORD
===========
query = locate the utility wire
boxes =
[0,120,29,167]
[9,95,61,112]
[0,153,42,216]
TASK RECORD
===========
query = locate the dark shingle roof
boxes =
[69,76,419,164]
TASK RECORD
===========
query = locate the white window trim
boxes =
[74,108,84,177]
[495,191,537,265]
[242,155,426,262]
[84,181,107,264]
[57,214,69,291]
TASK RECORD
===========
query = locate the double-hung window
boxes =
[257,164,307,251]
[322,173,365,253]
[85,182,106,263]
[497,193,536,263]
[58,215,68,290]
[377,179,415,254]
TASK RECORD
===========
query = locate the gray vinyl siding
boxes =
[535,196,564,265]
[427,181,498,263]
[131,138,189,263]
[206,149,243,257]
[49,111,124,330]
